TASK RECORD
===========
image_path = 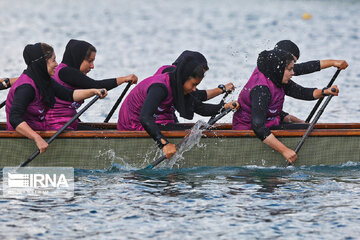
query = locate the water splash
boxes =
[164,120,209,168]
[95,149,137,171]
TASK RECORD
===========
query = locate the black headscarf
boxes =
[172,50,208,68]
[61,39,93,69]
[257,49,294,88]
[168,54,207,120]
[23,43,55,108]
[274,40,300,60]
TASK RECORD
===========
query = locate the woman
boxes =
[118,53,238,159]
[232,49,339,164]
[45,39,138,130]
[154,50,235,101]
[274,40,348,76]
[152,50,235,124]
[273,40,348,123]
[6,43,107,154]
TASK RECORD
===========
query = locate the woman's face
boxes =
[183,77,202,95]
[47,53,58,76]
[80,51,96,74]
[282,61,295,84]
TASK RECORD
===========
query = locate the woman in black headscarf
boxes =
[233,49,339,164]
[273,40,348,124]
[274,40,348,76]
[45,39,138,130]
[6,42,107,154]
[118,53,239,159]
[155,50,235,104]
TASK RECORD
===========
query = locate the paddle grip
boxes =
[331,88,336,93]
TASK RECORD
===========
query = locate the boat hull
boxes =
[1,123,359,169]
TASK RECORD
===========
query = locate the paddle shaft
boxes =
[208,91,230,123]
[0,100,5,109]
[20,92,103,167]
[305,70,341,123]
[104,82,131,123]
[291,88,336,166]
[146,105,235,169]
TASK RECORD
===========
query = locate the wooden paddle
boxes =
[19,90,105,167]
[288,88,337,166]
[104,82,132,123]
[305,69,341,123]
[0,100,5,109]
[145,103,237,170]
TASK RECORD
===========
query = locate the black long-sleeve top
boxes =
[9,79,75,129]
[140,83,223,147]
[250,80,316,140]
[58,67,117,90]
[294,60,321,76]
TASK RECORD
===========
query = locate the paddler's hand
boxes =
[162,143,176,159]
[95,89,107,99]
[224,101,240,110]
[333,60,348,70]
[324,86,339,96]
[224,82,235,92]
[281,148,297,164]
[118,74,138,85]
[34,135,48,154]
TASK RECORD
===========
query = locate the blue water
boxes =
[1,164,360,239]
[1,0,360,239]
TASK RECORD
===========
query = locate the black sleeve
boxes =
[139,83,169,148]
[193,97,223,116]
[284,80,316,100]
[9,84,35,129]
[51,79,74,102]
[191,89,207,101]
[250,85,272,141]
[293,60,321,76]
[59,67,117,90]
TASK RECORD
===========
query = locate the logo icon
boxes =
[3,167,74,198]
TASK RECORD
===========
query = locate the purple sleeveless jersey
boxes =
[232,67,285,130]
[45,63,83,130]
[117,72,175,131]
[6,73,49,131]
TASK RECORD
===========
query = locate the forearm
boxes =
[194,102,223,116]
[73,89,97,102]
[0,77,18,89]
[10,77,18,86]
[320,60,337,69]
[206,88,223,100]
[16,121,48,153]
[312,89,323,99]
[320,59,348,70]
[282,114,305,123]
[15,122,43,141]
[263,134,290,154]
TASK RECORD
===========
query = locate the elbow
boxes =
[251,120,268,141]
[251,118,264,133]
[9,116,21,130]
